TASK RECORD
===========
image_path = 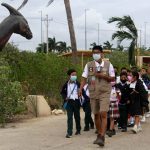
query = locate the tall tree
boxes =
[64,0,77,62]
[103,41,113,50]
[108,15,138,66]
[57,41,71,53]
[36,37,71,54]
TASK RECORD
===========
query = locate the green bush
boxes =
[1,45,132,110]
[0,58,25,127]
[1,48,82,108]
[106,50,130,72]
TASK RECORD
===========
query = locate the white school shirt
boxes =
[82,60,115,78]
[129,81,137,89]
[67,82,78,100]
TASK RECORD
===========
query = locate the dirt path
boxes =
[0,111,150,150]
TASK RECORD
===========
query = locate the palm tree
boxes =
[89,42,97,49]
[36,37,71,54]
[57,41,71,53]
[64,0,77,62]
[103,41,113,50]
[48,37,58,52]
[36,37,58,53]
[108,15,138,66]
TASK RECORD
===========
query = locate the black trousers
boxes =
[66,99,81,135]
[118,104,128,129]
[82,101,94,129]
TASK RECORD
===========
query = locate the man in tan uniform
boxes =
[79,45,115,147]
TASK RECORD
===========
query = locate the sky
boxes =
[1,0,150,51]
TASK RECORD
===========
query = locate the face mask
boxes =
[93,54,101,61]
[70,75,77,81]
[121,79,126,84]
[111,81,116,86]
[128,76,132,81]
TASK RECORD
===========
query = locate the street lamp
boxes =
[85,9,89,50]
[46,0,54,53]
[97,23,100,45]
[39,11,43,45]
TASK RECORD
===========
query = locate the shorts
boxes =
[90,98,109,114]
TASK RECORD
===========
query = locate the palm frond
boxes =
[108,17,123,23]
[112,31,133,43]
[118,16,138,38]
[46,0,54,7]
[17,0,28,10]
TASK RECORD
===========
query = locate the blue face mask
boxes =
[70,75,77,81]
[93,54,101,61]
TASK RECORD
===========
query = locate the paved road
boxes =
[0,112,150,150]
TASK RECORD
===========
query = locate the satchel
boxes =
[63,101,68,109]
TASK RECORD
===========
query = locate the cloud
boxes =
[1,0,150,50]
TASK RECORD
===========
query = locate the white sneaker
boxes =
[145,113,150,118]
[138,126,142,132]
[132,125,138,133]
[141,116,146,122]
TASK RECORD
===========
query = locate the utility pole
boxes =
[98,23,100,45]
[40,11,43,44]
[46,14,49,54]
[40,11,43,51]
[144,22,147,49]
[85,9,87,50]
[139,29,142,48]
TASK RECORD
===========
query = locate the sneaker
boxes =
[141,116,146,123]
[106,130,113,137]
[90,125,94,129]
[83,127,90,131]
[127,123,134,127]
[138,126,142,132]
[131,125,138,134]
[145,113,150,118]
[121,128,127,132]
[75,131,80,135]
[66,134,72,138]
[112,129,116,135]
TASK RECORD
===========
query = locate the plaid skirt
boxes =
[109,101,120,119]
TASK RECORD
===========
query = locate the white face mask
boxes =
[92,54,101,61]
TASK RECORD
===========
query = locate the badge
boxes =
[89,67,93,72]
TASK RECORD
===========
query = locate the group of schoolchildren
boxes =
[60,66,150,139]
[107,66,150,137]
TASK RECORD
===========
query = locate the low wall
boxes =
[26,95,51,117]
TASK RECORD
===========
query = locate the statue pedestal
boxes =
[26,95,51,117]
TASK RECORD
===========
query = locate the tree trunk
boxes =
[64,0,77,63]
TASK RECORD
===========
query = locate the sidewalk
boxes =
[0,112,150,150]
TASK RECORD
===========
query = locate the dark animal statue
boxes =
[0,3,32,51]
